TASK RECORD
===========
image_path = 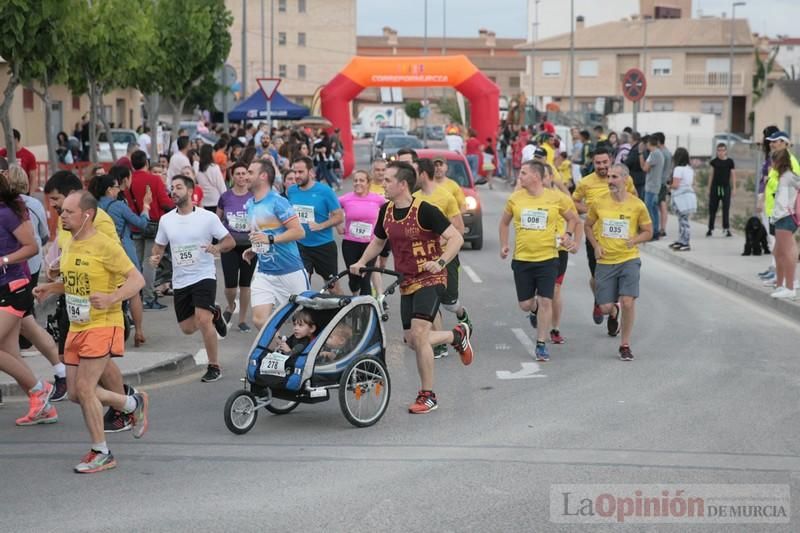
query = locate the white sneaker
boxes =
[770,287,797,299]
[763,279,777,287]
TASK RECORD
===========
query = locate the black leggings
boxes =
[341,239,375,295]
[221,244,257,289]
[708,185,731,230]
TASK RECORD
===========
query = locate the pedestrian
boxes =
[337,170,385,295]
[0,129,37,189]
[149,175,234,382]
[499,160,579,361]
[624,132,646,199]
[481,140,496,189]
[286,156,344,293]
[369,158,390,296]
[639,135,664,239]
[615,132,632,166]
[768,148,800,299]
[465,128,482,178]
[706,143,736,237]
[757,126,780,283]
[195,144,227,212]
[668,147,697,251]
[167,136,192,180]
[584,163,653,361]
[349,161,474,414]
[656,132,673,238]
[34,191,150,473]
[244,160,308,330]
[217,161,256,332]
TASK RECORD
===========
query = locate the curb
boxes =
[641,243,800,323]
[0,353,198,401]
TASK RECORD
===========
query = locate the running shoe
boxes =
[15,404,58,426]
[675,244,691,252]
[619,345,634,361]
[408,390,438,414]
[758,267,775,278]
[131,392,149,439]
[669,242,682,249]
[50,376,68,402]
[104,410,133,433]
[201,364,222,382]
[237,323,252,333]
[451,323,474,366]
[143,299,167,311]
[74,450,116,474]
[22,381,54,422]
[725,230,733,237]
[534,343,550,362]
[433,344,449,359]
[549,329,565,344]
[607,303,621,337]
[457,308,473,338]
[770,287,797,300]
[212,305,228,338]
[528,307,538,329]
[706,230,713,237]
[763,277,777,287]
[592,304,603,325]
[222,303,236,326]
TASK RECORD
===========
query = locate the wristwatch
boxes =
[268,234,275,245]
[437,258,446,268]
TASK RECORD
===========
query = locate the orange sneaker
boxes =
[408,390,438,414]
[451,323,474,366]
[24,381,54,421]
[16,404,58,426]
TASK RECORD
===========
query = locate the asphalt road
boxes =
[1,144,798,532]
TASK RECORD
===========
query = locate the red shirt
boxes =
[0,146,37,173]
[125,169,174,223]
[466,138,481,156]
[191,186,204,207]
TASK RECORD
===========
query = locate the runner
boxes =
[369,159,390,298]
[369,158,387,195]
[33,191,148,473]
[572,148,637,324]
[243,159,308,330]
[499,160,579,361]
[217,161,256,332]
[350,161,474,414]
[0,169,57,426]
[149,175,234,382]
[584,164,653,361]
[287,156,344,293]
[337,170,385,295]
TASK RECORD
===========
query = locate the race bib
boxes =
[66,294,90,324]
[228,215,249,232]
[602,219,630,239]
[294,205,315,224]
[348,221,373,239]
[520,209,548,230]
[174,244,200,267]
[260,352,289,377]
[252,241,271,255]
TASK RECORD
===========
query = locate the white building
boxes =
[771,37,800,80]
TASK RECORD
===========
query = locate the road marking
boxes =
[496,362,547,380]
[194,349,208,365]
[462,265,482,284]
[511,327,538,359]
[494,343,511,351]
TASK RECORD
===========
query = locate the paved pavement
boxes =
[1,176,798,531]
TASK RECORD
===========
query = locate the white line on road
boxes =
[462,264,482,284]
[496,362,547,380]
[511,328,538,359]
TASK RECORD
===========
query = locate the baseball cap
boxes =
[533,147,548,159]
[432,156,446,164]
[766,131,790,143]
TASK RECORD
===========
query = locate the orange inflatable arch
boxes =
[321,55,500,177]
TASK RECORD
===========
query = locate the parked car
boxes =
[380,135,424,161]
[416,148,483,250]
[410,125,445,141]
[179,121,219,146]
[97,129,138,162]
[371,126,406,161]
[712,132,752,150]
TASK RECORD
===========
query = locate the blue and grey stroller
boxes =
[224,268,402,431]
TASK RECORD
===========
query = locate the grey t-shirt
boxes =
[645,149,665,193]
[660,146,673,186]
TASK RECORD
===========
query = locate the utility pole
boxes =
[261,0,265,77]
[423,0,428,147]
[531,0,540,123]
[641,19,653,113]
[569,0,575,122]
[241,0,248,100]
[270,0,275,77]
[729,2,746,133]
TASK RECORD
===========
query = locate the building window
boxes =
[580,101,594,112]
[787,45,794,52]
[279,64,287,78]
[22,88,34,110]
[509,76,520,88]
[298,32,306,47]
[652,101,674,112]
[72,94,81,110]
[488,76,497,83]
[652,58,672,76]
[298,0,306,12]
[578,60,598,77]
[691,117,700,125]
[298,64,306,80]
[542,60,561,77]
[278,0,286,12]
[700,101,724,116]
[278,32,286,46]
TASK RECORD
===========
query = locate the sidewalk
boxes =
[641,214,800,322]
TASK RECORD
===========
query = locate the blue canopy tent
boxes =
[228,90,310,121]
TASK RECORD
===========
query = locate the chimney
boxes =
[576,15,585,31]
[479,28,488,38]
[487,31,496,55]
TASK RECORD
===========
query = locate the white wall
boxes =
[527,0,639,41]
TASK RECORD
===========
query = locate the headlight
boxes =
[465,196,478,210]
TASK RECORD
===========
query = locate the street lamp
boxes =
[728,1,746,133]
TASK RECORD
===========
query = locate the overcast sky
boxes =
[357,0,800,39]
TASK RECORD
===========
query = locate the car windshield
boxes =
[376,129,404,142]
[443,159,471,187]
[98,131,137,144]
[384,136,422,149]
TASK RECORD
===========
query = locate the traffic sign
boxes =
[621,68,646,102]
[257,78,281,101]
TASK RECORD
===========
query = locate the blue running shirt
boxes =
[245,189,305,275]
[286,182,341,247]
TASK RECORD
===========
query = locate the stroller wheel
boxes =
[265,395,300,415]
[224,390,258,434]
[339,355,391,428]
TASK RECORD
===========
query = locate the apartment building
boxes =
[225,0,356,107]
[516,17,755,133]
[771,37,800,79]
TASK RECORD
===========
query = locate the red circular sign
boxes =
[622,68,647,102]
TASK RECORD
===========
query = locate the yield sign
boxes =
[257,78,281,101]
[621,68,646,102]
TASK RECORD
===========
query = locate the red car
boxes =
[416,149,483,250]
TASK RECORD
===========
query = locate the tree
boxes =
[405,101,422,120]
[0,0,64,167]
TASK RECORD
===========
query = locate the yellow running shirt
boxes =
[504,187,576,262]
[369,182,385,196]
[413,185,460,220]
[61,231,135,332]
[587,194,651,265]
[438,177,467,211]
[553,188,575,252]
[57,207,120,249]
[573,171,637,207]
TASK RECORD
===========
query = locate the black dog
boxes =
[742,216,770,256]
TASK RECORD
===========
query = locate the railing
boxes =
[683,71,743,89]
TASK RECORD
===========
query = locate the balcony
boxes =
[683,71,743,89]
